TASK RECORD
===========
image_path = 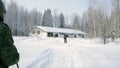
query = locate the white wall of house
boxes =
[29,28,47,38]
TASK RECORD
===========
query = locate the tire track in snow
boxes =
[49,38,83,68]
[34,38,112,68]
[39,38,81,68]
[49,44,83,68]
[26,48,53,68]
[66,45,83,68]
[50,47,73,68]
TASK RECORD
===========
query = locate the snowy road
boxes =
[10,37,120,68]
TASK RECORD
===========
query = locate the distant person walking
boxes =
[0,0,19,68]
[64,34,68,43]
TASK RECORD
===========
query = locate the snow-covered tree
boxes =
[5,0,18,36]
[4,0,43,36]
[53,9,60,28]
[59,13,65,28]
[72,14,80,30]
[42,9,53,27]
[110,0,120,38]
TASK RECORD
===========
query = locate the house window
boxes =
[54,33,58,37]
[37,31,40,34]
[74,35,76,38]
[47,32,53,37]
[32,31,35,34]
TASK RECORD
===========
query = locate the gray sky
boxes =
[5,0,89,16]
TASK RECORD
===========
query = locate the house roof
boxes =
[35,26,87,34]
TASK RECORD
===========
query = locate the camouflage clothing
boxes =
[0,20,19,68]
[0,20,10,68]
[0,0,19,67]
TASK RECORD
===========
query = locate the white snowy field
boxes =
[10,36,120,68]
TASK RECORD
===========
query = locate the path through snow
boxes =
[10,37,120,68]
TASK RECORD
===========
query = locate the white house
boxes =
[29,26,87,38]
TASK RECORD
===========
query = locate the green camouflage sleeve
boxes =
[1,23,14,47]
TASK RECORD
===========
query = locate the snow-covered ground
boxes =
[10,37,120,68]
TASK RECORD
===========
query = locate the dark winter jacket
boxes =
[0,19,14,68]
[64,34,68,39]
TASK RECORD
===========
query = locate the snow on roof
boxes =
[36,26,87,34]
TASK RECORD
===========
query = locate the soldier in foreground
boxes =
[0,0,19,68]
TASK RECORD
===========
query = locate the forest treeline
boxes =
[4,0,120,42]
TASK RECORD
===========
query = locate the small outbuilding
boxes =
[29,26,87,38]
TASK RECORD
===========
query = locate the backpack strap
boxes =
[16,63,19,68]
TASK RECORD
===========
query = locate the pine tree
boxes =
[72,14,80,30]
[42,9,53,27]
[59,13,65,28]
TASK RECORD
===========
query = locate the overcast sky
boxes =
[5,0,89,16]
